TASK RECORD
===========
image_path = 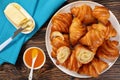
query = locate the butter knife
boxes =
[0,25,29,52]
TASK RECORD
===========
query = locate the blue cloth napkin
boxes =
[0,0,66,65]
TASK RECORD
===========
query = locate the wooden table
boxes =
[0,0,120,80]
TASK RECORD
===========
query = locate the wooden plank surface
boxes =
[0,0,120,80]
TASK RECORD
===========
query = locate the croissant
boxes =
[63,34,70,44]
[92,6,110,25]
[87,21,117,40]
[97,40,119,61]
[105,21,117,39]
[78,63,90,76]
[56,46,71,64]
[69,18,86,46]
[79,63,98,77]
[50,31,64,40]
[79,58,108,77]
[79,23,106,52]
[91,58,108,74]
[51,13,72,33]
[71,4,96,24]
[51,32,69,58]
[74,45,95,64]
[62,50,82,72]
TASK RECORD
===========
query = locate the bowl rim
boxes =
[23,47,46,70]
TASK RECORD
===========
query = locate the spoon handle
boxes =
[28,58,36,80]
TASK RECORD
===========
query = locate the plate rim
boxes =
[45,1,120,78]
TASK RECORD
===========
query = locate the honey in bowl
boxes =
[23,47,46,69]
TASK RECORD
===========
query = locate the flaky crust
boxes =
[74,44,95,64]
[92,6,110,25]
[62,50,82,72]
[97,40,119,61]
[71,4,96,24]
[69,18,86,46]
[80,23,106,52]
[79,58,108,77]
[51,13,72,33]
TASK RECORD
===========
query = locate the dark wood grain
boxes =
[0,0,120,80]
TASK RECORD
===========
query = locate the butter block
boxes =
[4,5,27,27]
[4,3,35,34]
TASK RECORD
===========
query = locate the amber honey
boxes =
[23,47,46,69]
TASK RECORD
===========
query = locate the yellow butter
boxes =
[4,5,27,27]
[4,3,35,34]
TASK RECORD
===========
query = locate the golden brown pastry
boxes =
[88,63,98,77]
[78,64,90,76]
[87,21,117,40]
[79,23,106,52]
[51,31,69,58]
[91,58,108,74]
[97,40,119,61]
[50,31,64,40]
[69,18,86,46]
[79,58,108,77]
[71,4,96,24]
[92,6,110,25]
[51,13,72,33]
[74,45,95,64]
[79,63,98,77]
[63,50,82,72]
[51,38,66,50]
[57,46,71,64]
[51,37,69,57]
[51,49,57,58]
[63,34,70,44]
[105,21,117,39]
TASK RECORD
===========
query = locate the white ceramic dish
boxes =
[4,3,35,34]
[23,47,46,70]
[45,1,120,78]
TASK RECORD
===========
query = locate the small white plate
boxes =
[4,3,35,34]
[46,1,120,78]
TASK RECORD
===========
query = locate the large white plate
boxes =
[45,1,120,78]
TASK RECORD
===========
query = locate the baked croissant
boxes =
[74,45,95,64]
[78,63,90,76]
[69,18,86,46]
[79,23,106,52]
[79,58,108,77]
[91,58,108,74]
[51,13,72,33]
[56,46,71,64]
[92,6,110,25]
[97,40,119,61]
[63,34,70,44]
[79,63,98,77]
[105,21,117,39]
[51,31,69,58]
[87,21,117,40]
[62,50,82,72]
[50,31,64,40]
[71,4,96,24]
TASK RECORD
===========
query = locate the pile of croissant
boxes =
[50,4,119,77]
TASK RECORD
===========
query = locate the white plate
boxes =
[45,1,120,78]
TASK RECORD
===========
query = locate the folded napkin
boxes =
[0,0,66,65]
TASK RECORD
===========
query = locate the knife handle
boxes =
[0,37,13,52]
